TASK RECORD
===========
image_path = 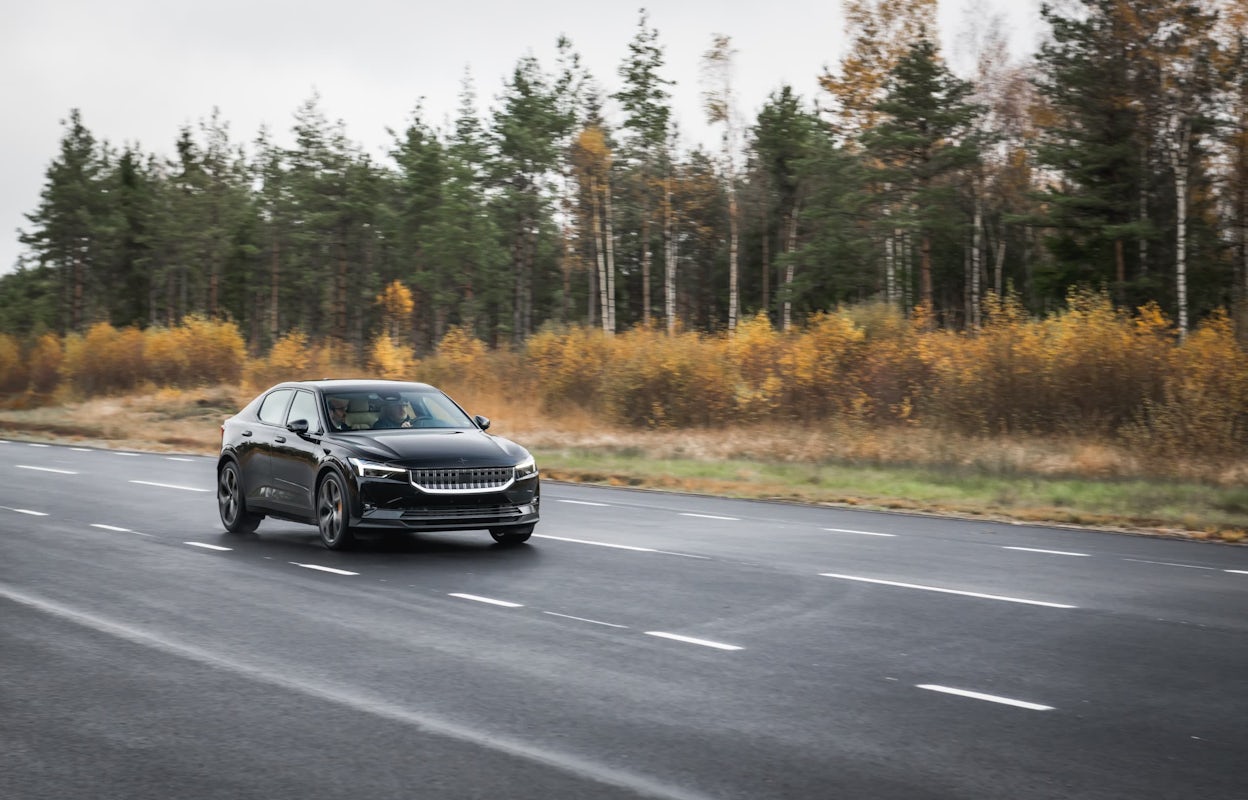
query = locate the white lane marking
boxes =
[129,480,211,492]
[556,499,610,507]
[26,443,50,448]
[535,534,656,552]
[91,524,153,537]
[1227,570,1248,576]
[70,447,93,452]
[1124,559,1217,570]
[1002,546,1090,557]
[819,573,1078,609]
[166,457,196,462]
[185,542,232,551]
[449,593,523,608]
[6,507,48,516]
[534,534,708,559]
[918,684,1054,711]
[0,587,721,800]
[823,527,896,537]
[679,513,740,521]
[543,612,629,628]
[645,632,743,651]
[16,465,78,475]
[115,452,142,457]
[291,563,359,576]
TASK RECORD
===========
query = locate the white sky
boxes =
[1,0,1044,276]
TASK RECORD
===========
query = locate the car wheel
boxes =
[218,461,261,534]
[317,473,355,550]
[489,523,534,545]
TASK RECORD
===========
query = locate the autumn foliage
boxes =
[1,295,1245,472]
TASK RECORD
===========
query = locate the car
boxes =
[216,379,539,549]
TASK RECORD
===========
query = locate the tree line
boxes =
[7,0,1248,353]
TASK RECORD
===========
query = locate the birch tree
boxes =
[702,33,742,332]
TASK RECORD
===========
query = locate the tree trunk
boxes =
[782,206,798,332]
[971,192,983,329]
[605,176,617,333]
[728,186,739,333]
[664,173,676,335]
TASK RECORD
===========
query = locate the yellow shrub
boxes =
[177,315,245,385]
[728,313,783,421]
[777,310,867,420]
[143,326,190,386]
[525,325,610,411]
[0,334,26,394]
[1123,310,1248,462]
[368,333,418,380]
[601,327,736,427]
[242,330,337,390]
[62,322,145,395]
[27,333,63,395]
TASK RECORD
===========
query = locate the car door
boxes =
[244,388,294,512]
[269,388,322,518]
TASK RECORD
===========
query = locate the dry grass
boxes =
[1,383,1244,542]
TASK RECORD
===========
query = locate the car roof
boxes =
[272,379,439,393]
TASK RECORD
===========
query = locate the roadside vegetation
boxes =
[1,292,1245,542]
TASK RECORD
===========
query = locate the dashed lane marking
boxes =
[16,465,78,475]
[1002,546,1090,557]
[543,612,628,628]
[185,542,232,551]
[129,480,211,492]
[679,513,740,521]
[449,593,523,608]
[4,507,48,516]
[823,527,896,537]
[555,499,610,507]
[290,563,359,576]
[90,524,153,537]
[820,573,1078,609]
[917,684,1054,711]
[644,632,743,651]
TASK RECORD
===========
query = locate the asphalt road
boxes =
[2,440,1247,799]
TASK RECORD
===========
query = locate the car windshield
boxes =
[326,389,476,431]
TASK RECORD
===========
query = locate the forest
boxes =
[4,0,1248,356]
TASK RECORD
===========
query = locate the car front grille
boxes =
[409,467,514,494]
[400,504,524,522]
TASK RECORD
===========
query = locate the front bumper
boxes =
[353,474,540,532]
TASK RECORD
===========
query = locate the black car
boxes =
[217,379,539,549]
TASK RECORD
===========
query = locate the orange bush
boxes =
[777,310,868,420]
[367,333,418,381]
[243,330,339,390]
[525,324,610,412]
[26,333,63,395]
[0,333,26,394]
[62,322,145,395]
[177,316,246,385]
[600,327,736,427]
[1123,310,1248,463]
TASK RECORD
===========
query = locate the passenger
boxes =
[327,397,352,432]
[371,398,413,429]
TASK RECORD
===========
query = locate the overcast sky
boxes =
[2,0,1044,277]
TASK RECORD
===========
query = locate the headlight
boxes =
[514,455,538,480]
[348,457,408,479]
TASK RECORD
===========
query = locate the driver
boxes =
[371,398,413,429]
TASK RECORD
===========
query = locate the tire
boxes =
[489,523,534,545]
[218,461,262,534]
[317,472,355,550]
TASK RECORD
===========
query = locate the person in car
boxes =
[371,398,414,429]
[327,397,352,432]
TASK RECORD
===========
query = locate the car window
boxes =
[257,389,294,425]
[287,390,318,427]
[418,393,474,427]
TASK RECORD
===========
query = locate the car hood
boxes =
[347,430,526,468]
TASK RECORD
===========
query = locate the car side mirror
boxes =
[287,418,310,435]
[474,415,491,430]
